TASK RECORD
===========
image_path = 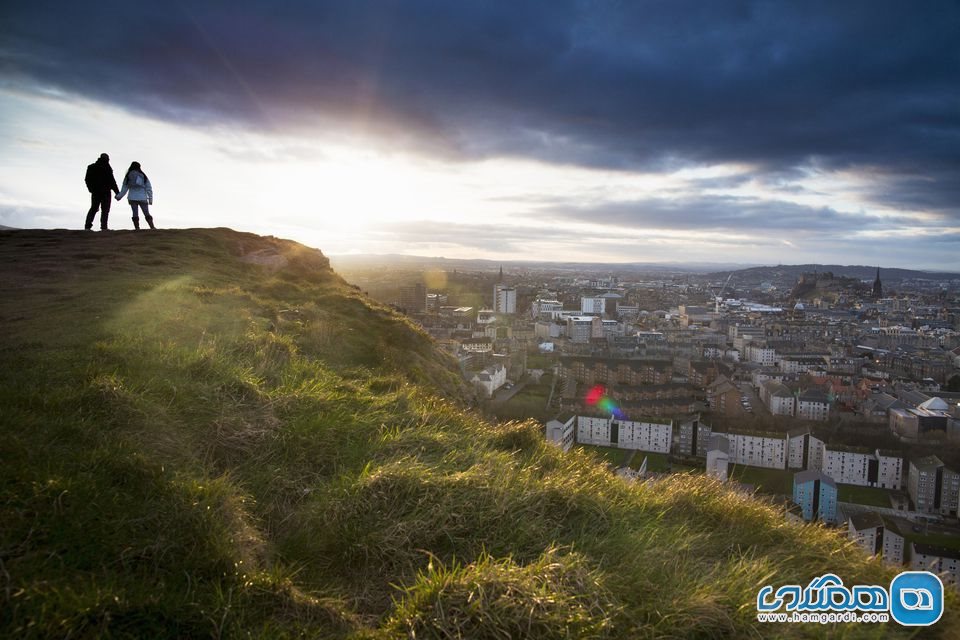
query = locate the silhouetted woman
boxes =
[116,161,155,230]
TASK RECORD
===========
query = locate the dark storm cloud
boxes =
[2,1,959,212]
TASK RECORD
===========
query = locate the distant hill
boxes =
[1,228,950,638]
[330,253,755,275]
[706,264,960,288]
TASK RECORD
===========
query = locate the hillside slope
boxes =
[0,228,954,638]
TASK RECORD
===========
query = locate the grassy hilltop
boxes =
[0,228,954,638]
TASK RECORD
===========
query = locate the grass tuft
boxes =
[385,548,620,640]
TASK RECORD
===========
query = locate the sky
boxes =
[1,1,958,270]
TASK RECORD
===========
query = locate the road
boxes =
[739,381,768,416]
[491,379,529,405]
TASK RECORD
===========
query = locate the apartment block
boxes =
[907,456,960,516]
[793,470,838,524]
[545,414,576,453]
[575,415,673,453]
[816,445,904,489]
[910,543,960,588]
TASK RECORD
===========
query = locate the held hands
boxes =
[115,194,122,201]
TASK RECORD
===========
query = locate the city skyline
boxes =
[1,2,958,270]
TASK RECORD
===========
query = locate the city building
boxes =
[580,296,607,315]
[793,470,838,524]
[706,375,743,416]
[575,415,673,453]
[907,456,960,516]
[493,283,517,315]
[545,414,576,453]
[560,356,673,386]
[565,316,603,344]
[796,388,831,421]
[811,442,904,489]
[722,430,789,469]
[531,298,564,320]
[675,416,712,458]
[890,397,955,441]
[706,435,730,481]
[909,543,960,587]
[760,380,796,416]
[398,282,426,312]
[847,513,906,565]
[470,364,507,398]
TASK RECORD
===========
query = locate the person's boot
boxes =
[132,217,140,230]
[145,214,156,230]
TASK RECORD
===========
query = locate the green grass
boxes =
[904,531,960,552]
[630,452,671,473]
[837,484,894,508]
[729,465,794,495]
[0,228,953,639]
[491,374,553,422]
[575,444,632,468]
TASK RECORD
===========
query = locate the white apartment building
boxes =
[747,344,777,367]
[883,521,906,565]
[787,430,808,469]
[493,283,517,314]
[877,452,905,490]
[576,416,611,445]
[847,514,906,566]
[706,435,730,481]
[813,443,904,489]
[615,303,640,319]
[796,389,830,421]
[545,414,576,453]
[760,380,796,416]
[476,309,496,326]
[616,419,673,453]
[780,354,830,374]
[531,298,564,320]
[580,296,607,315]
[910,544,960,587]
[717,430,788,470]
[575,416,673,453]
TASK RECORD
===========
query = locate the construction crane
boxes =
[715,273,733,313]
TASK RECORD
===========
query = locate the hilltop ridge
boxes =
[0,228,953,638]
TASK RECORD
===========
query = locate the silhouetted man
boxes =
[84,153,119,230]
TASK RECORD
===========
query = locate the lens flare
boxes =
[584,384,626,419]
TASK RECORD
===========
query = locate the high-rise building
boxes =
[793,470,838,524]
[908,456,960,516]
[580,296,606,315]
[493,282,516,314]
[398,283,426,312]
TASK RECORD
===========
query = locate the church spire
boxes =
[872,267,883,300]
